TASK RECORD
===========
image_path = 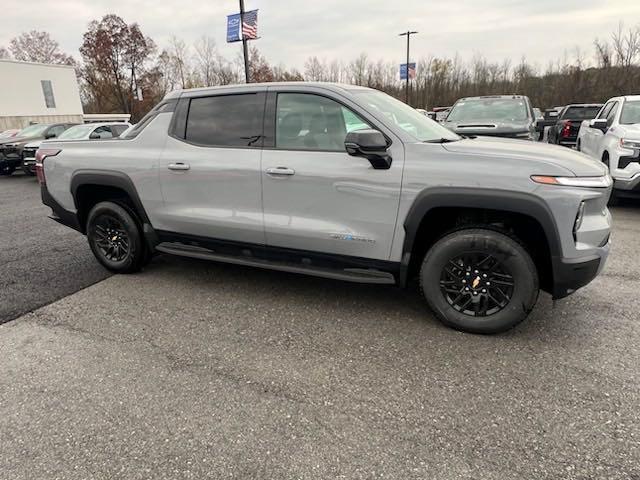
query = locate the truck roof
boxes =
[457,95,528,101]
[164,82,374,100]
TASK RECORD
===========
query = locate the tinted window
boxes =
[620,101,640,125]
[93,126,113,139]
[606,102,619,126]
[276,93,371,151]
[447,98,529,123]
[562,106,602,120]
[596,102,613,119]
[111,125,129,137]
[186,94,263,147]
[47,125,65,137]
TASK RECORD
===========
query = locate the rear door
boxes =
[260,88,403,261]
[157,90,266,244]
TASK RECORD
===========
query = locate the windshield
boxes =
[562,106,602,120]
[447,98,529,123]
[17,124,49,137]
[620,101,640,125]
[353,90,460,142]
[58,125,95,140]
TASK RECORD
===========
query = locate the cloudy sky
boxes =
[1,0,639,70]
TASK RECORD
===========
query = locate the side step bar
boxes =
[155,242,396,285]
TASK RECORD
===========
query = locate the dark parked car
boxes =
[444,95,537,140]
[547,104,603,147]
[0,123,77,176]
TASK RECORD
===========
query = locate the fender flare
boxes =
[70,169,153,234]
[400,187,562,285]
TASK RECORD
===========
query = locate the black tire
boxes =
[0,162,15,176]
[576,140,581,151]
[420,228,539,334]
[86,201,147,273]
[22,166,36,176]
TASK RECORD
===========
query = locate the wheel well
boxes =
[75,184,138,233]
[407,207,553,292]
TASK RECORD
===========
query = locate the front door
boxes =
[157,92,266,244]
[260,91,403,261]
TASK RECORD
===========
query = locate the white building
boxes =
[0,59,84,131]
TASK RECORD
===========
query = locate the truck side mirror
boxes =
[344,129,392,170]
[589,119,608,133]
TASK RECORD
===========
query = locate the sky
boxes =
[1,0,639,71]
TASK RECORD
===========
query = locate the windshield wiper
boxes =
[424,138,459,144]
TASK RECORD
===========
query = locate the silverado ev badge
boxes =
[330,233,376,244]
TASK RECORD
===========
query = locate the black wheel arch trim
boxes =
[399,187,562,287]
[69,170,158,254]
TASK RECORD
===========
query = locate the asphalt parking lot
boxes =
[1,175,639,479]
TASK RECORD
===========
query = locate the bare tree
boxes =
[9,31,74,65]
[194,36,217,86]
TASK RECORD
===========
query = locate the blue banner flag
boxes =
[400,63,416,80]
[227,10,259,43]
[227,13,242,43]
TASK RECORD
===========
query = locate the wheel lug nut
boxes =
[465,287,470,291]
[486,282,491,286]
[462,280,466,284]
[482,289,487,293]
[473,291,478,295]
[483,274,487,278]
[466,272,470,276]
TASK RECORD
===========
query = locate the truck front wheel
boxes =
[420,228,539,334]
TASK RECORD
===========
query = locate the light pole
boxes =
[399,30,418,104]
[240,0,250,83]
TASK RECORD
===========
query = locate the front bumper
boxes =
[551,243,609,299]
[613,173,640,193]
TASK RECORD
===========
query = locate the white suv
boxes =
[577,95,640,198]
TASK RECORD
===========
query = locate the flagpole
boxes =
[240,0,250,83]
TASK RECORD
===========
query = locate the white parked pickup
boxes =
[577,95,640,198]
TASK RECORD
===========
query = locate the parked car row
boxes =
[417,93,638,200]
[0,121,131,176]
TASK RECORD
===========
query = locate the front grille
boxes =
[22,148,37,159]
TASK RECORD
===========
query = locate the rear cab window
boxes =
[185,94,264,148]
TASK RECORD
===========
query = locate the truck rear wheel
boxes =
[420,228,539,334]
[86,201,146,273]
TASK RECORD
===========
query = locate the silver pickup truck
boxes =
[37,82,612,334]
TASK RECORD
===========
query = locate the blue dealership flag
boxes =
[227,13,242,42]
[400,63,416,80]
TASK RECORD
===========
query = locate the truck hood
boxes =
[442,136,607,176]
[0,135,41,146]
[616,123,640,139]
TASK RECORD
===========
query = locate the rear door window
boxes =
[185,94,264,148]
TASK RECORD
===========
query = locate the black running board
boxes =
[155,242,396,284]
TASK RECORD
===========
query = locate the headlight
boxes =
[531,175,612,188]
[620,138,640,149]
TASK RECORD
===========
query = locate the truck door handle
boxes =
[168,163,190,171]
[266,167,295,176]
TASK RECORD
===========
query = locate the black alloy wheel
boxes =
[439,252,515,317]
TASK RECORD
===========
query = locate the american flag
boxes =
[242,9,258,39]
